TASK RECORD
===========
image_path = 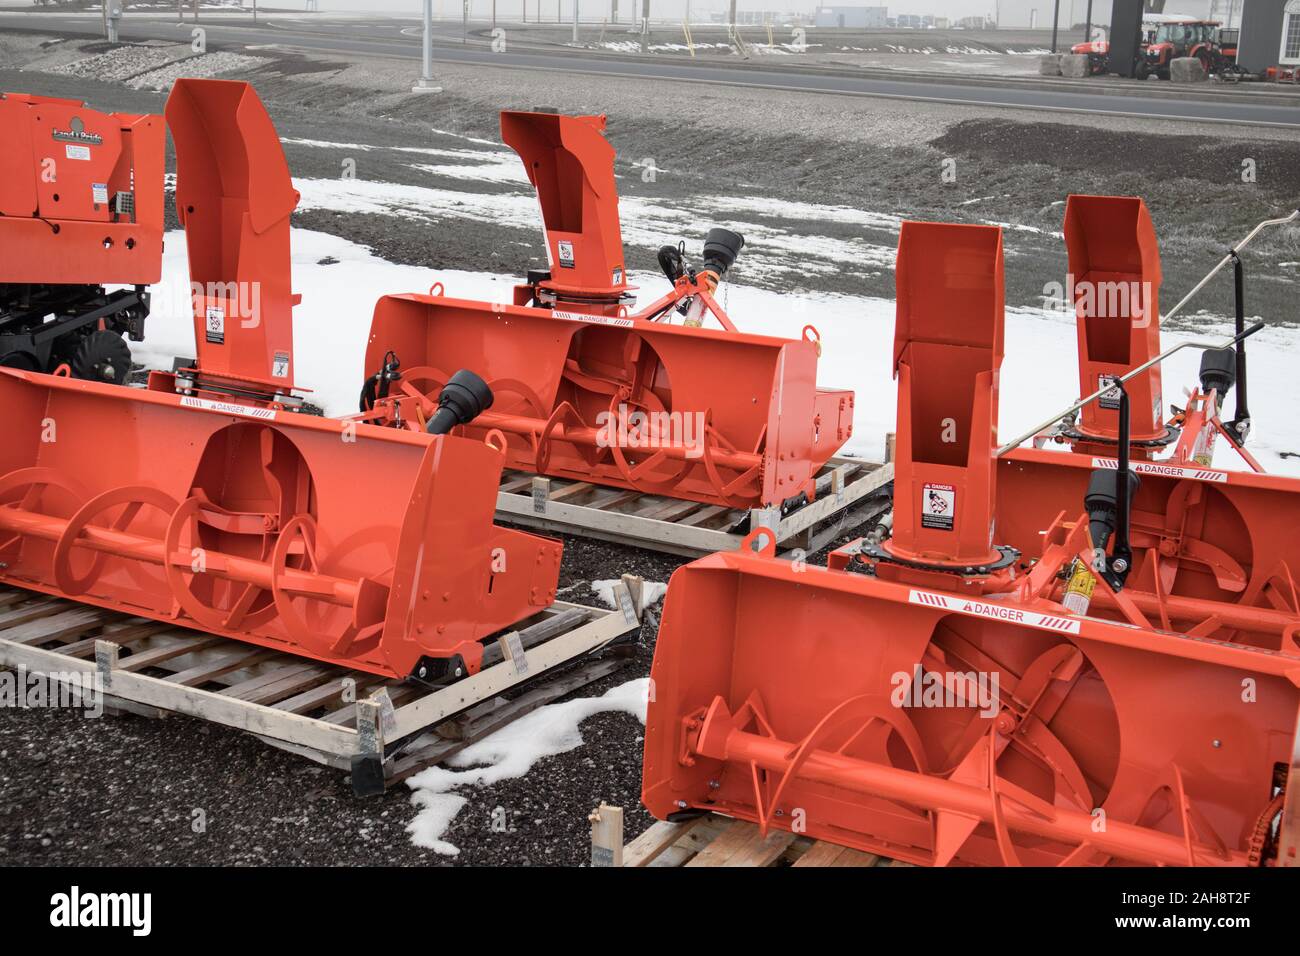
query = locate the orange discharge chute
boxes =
[0,80,561,681]
[358,111,853,510]
[643,217,1300,867]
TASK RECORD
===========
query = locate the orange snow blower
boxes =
[1010,196,1299,475]
[0,91,164,379]
[356,111,853,510]
[0,80,560,681]
[643,220,1300,867]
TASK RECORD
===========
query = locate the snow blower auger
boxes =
[356,110,853,511]
[643,220,1300,867]
[1016,195,1299,474]
[0,80,560,681]
[0,91,164,381]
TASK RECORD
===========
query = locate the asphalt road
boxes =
[3,12,1298,128]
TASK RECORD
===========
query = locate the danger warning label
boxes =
[921,482,955,530]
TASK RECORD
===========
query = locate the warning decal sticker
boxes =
[921,482,955,531]
[1091,457,1228,483]
[180,396,276,421]
[909,590,1081,634]
[552,309,633,328]
[205,306,225,345]
[1098,373,1121,410]
[557,240,575,268]
[272,351,290,379]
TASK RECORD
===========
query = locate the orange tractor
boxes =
[1136,19,1239,79]
[0,80,562,683]
[356,111,853,512]
[0,92,164,381]
[643,199,1300,867]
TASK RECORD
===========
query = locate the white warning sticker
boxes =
[1091,457,1228,483]
[557,239,575,268]
[205,306,225,345]
[552,309,633,328]
[179,396,276,421]
[91,183,109,205]
[64,144,91,161]
[909,590,1081,634]
[272,351,290,379]
[1098,373,1121,410]
[921,482,955,531]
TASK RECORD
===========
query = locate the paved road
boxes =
[4,12,1298,128]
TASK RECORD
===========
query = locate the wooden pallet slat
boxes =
[498,454,893,557]
[685,819,795,868]
[4,607,112,646]
[117,633,224,672]
[60,621,175,660]
[610,811,903,868]
[0,578,643,795]
[0,597,68,629]
[220,661,333,704]
[792,841,881,868]
[164,647,278,687]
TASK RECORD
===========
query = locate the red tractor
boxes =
[1137,19,1238,79]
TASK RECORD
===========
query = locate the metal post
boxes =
[611,0,617,24]
[413,0,443,93]
[1050,0,1059,52]
[573,0,579,42]
[1084,0,1093,46]
[105,0,122,42]
[641,0,650,52]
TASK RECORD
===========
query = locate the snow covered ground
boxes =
[137,227,1300,476]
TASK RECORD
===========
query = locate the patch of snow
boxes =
[291,176,898,279]
[407,156,529,185]
[405,678,651,855]
[591,579,668,608]
[429,127,509,148]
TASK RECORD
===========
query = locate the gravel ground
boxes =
[0,28,1296,867]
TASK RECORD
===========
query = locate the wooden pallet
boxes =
[497,455,893,557]
[0,580,645,795]
[590,806,916,868]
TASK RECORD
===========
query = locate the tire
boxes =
[70,330,132,384]
[0,350,41,371]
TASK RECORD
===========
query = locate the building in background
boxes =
[1235,0,1300,70]
[813,5,889,27]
